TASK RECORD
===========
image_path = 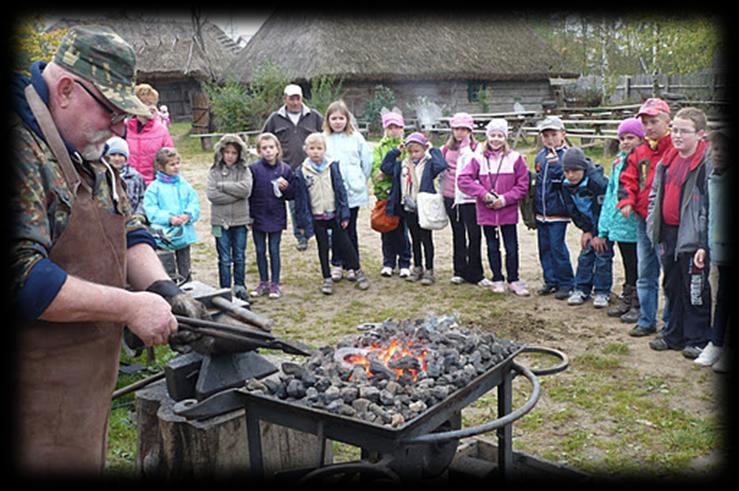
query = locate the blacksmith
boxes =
[10,25,207,475]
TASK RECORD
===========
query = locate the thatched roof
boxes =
[46,14,240,83]
[235,12,579,83]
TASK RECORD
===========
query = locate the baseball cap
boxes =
[382,112,405,129]
[537,116,565,132]
[284,84,303,97]
[636,98,670,118]
[450,112,474,131]
[54,25,150,118]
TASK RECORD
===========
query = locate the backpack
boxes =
[519,170,537,230]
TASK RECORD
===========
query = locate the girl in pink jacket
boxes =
[458,119,530,296]
[126,110,174,185]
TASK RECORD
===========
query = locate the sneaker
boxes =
[649,337,680,352]
[554,287,573,300]
[399,267,411,278]
[490,281,506,293]
[268,283,281,299]
[345,269,357,282]
[629,325,657,337]
[620,307,641,324]
[420,269,435,286]
[478,278,494,288]
[682,345,703,360]
[320,278,333,295]
[406,266,423,282]
[380,267,393,277]
[508,281,530,297]
[451,276,465,285]
[296,237,308,251]
[537,284,558,296]
[593,293,610,309]
[694,342,722,366]
[355,270,370,290]
[330,266,343,282]
[251,281,270,297]
[567,290,588,305]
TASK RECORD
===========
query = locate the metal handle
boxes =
[517,345,569,376]
[400,363,540,445]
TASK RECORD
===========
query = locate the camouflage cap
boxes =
[53,25,150,118]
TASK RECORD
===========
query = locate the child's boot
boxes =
[321,278,333,295]
[608,284,632,317]
[406,266,423,282]
[620,286,641,323]
[420,269,435,286]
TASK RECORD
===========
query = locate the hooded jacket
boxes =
[458,148,529,226]
[206,134,253,228]
[598,150,638,243]
[144,171,201,250]
[249,158,296,233]
[561,160,609,236]
[647,140,711,259]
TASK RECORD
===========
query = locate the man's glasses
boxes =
[74,80,128,125]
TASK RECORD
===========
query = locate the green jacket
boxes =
[372,136,404,201]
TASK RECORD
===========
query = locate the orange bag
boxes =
[370,199,400,233]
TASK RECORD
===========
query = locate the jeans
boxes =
[635,216,663,329]
[253,230,282,284]
[381,217,412,269]
[536,221,574,289]
[445,198,483,283]
[574,239,614,295]
[483,224,519,283]
[215,226,247,288]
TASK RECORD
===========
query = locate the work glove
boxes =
[146,279,211,353]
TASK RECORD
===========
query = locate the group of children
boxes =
[103,97,729,372]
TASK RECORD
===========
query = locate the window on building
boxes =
[467,81,488,103]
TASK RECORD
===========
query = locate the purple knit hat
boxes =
[618,117,645,139]
[404,132,429,147]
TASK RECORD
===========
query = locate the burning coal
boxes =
[244,315,520,428]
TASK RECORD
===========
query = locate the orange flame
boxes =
[346,339,428,382]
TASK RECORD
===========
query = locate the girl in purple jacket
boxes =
[248,133,296,299]
[458,119,531,296]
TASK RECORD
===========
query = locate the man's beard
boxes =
[80,129,112,161]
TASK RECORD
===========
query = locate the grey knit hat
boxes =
[563,147,589,171]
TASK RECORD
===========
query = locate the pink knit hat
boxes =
[617,117,645,139]
[450,112,474,131]
[382,112,405,129]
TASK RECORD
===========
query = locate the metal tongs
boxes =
[175,315,311,356]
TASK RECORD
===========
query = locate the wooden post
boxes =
[191,89,212,151]
[135,379,333,478]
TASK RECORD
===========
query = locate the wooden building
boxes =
[234,11,579,119]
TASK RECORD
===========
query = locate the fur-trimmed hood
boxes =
[212,133,250,168]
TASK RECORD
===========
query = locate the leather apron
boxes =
[15,85,128,475]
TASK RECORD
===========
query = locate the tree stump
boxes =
[135,379,332,478]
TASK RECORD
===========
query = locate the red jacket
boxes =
[126,117,174,185]
[617,134,673,219]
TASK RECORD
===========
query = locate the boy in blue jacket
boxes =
[534,117,575,299]
[560,147,612,308]
[294,133,369,294]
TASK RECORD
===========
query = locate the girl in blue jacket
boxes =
[144,147,201,283]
